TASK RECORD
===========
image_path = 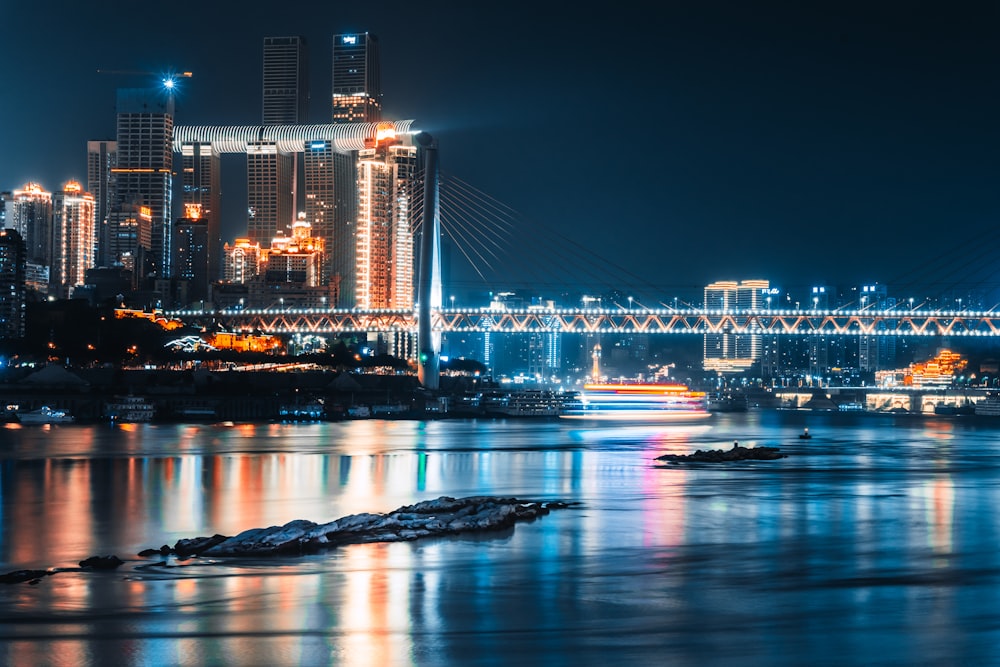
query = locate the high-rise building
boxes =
[87,140,116,266]
[263,36,309,125]
[248,36,310,261]
[173,209,210,305]
[0,228,26,339]
[262,217,324,286]
[106,203,151,285]
[703,279,769,373]
[354,130,417,309]
[179,142,221,281]
[9,183,53,267]
[332,33,381,123]
[51,180,96,298]
[112,88,174,279]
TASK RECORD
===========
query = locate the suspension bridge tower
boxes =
[415,132,443,389]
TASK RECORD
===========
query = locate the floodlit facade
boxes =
[113,88,174,278]
[9,183,53,266]
[106,203,151,283]
[262,216,324,286]
[703,279,770,373]
[224,238,262,284]
[355,128,417,309]
[51,180,96,298]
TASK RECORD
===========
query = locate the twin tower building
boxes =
[77,33,420,311]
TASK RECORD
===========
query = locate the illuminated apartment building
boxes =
[703,279,770,373]
[113,88,174,278]
[0,228,26,339]
[86,140,116,266]
[10,183,53,266]
[354,128,417,309]
[247,142,293,247]
[106,203,151,284]
[224,238,262,284]
[263,36,309,125]
[51,181,96,298]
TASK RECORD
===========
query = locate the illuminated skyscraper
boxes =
[247,37,309,254]
[703,279,770,373]
[87,140,116,266]
[173,209,209,305]
[0,228,26,339]
[9,183,53,268]
[112,88,174,278]
[223,238,262,284]
[332,33,381,123]
[354,130,417,309]
[51,180,96,298]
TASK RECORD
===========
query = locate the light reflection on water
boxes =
[2,412,1000,665]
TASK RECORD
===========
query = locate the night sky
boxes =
[2,1,998,302]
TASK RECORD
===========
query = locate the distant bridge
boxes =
[163,307,1000,337]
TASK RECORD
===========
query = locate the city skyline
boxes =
[2,1,998,295]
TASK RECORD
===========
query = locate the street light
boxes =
[628,296,633,312]
[450,295,455,310]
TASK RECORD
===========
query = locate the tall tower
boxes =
[354,129,417,309]
[263,36,309,125]
[9,183,53,267]
[0,228,26,339]
[180,142,221,281]
[332,33,381,123]
[112,88,174,279]
[51,180,96,298]
[86,140,116,266]
[248,37,309,257]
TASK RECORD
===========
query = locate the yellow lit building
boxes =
[52,181,96,298]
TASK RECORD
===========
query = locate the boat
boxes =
[975,394,1000,416]
[706,392,749,412]
[104,395,156,423]
[174,406,217,421]
[278,400,326,421]
[347,406,371,418]
[482,390,568,417]
[17,406,75,424]
[798,428,812,440]
[934,403,975,416]
[561,383,710,422]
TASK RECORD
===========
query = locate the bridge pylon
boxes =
[415,132,442,389]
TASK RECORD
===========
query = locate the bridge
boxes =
[162,306,1000,337]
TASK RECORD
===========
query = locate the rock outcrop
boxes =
[657,442,785,463]
[144,496,571,559]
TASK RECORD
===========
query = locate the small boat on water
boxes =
[17,406,75,424]
[798,428,812,440]
[104,395,156,423]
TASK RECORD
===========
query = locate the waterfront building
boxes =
[0,228,26,339]
[86,140,116,266]
[354,127,417,309]
[51,181,96,298]
[112,88,174,279]
[9,182,53,268]
[105,203,151,285]
[703,279,769,373]
[855,283,896,372]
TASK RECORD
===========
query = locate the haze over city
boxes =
[3,0,998,295]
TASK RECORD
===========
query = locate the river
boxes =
[1,411,999,666]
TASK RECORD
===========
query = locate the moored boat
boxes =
[104,395,156,423]
[17,406,75,424]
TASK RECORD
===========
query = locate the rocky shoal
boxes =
[657,443,786,463]
[1,496,571,584]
